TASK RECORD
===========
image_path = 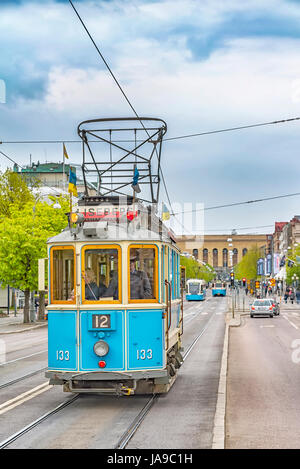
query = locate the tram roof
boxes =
[47,221,176,245]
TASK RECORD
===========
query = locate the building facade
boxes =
[177,233,269,274]
[14,162,97,197]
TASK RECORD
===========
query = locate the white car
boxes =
[250,299,276,318]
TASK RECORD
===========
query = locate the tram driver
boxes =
[84,268,100,300]
[130,256,152,300]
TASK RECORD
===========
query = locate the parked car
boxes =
[250,299,277,318]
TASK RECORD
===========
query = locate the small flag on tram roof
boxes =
[63,143,69,159]
[68,167,78,197]
[162,202,170,221]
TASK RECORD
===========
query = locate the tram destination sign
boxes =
[77,205,138,221]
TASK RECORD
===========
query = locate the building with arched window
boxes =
[177,234,270,275]
[213,248,218,267]
[223,248,228,267]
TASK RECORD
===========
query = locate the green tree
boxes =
[286,245,300,286]
[0,198,69,322]
[0,170,34,218]
[180,256,215,283]
[234,245,260,281]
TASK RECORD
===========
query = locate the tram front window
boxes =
[82,247,121,303]
[129,246,157,301]
[189,283,200,295]
[51,248,75,303]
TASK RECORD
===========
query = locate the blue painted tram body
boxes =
[212,282,226,297]
[44,200,184,395]
[186,279,206,301]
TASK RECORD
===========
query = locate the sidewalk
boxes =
[0,310,47,334]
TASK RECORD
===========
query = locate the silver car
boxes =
[250,299,276,318]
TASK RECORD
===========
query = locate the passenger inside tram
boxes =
[129,253,152,300]
[103,265,119,300]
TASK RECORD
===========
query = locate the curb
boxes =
[0,323,48,335]
[211,321,229,449]
[212,310,242,449]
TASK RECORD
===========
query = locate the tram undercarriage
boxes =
[46,347,183,396]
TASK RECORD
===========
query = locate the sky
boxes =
[1,0,300,235]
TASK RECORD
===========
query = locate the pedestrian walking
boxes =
[290,289,295,304]
[296,289,300,305]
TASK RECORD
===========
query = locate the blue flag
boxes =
[132,166,141,193]
[68,167,78,197]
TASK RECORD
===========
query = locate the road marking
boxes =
[259,325,275,328]
[283,315,299,330]
[201,312,208,315]
[0,349,47,366]
[0,382,52,416]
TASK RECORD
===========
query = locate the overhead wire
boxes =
[172,192,300,216]
[2,115,300,145]
[68,0,185,230]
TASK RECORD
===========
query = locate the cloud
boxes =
[2,0,300,232]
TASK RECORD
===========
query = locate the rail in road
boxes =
[0,295,227,449]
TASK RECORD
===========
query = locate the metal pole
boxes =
[29,291,35,323]
[7,285,10,315]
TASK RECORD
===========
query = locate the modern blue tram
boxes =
[42,199,184,395]
[186,279,206,301]
[212,282,226,297]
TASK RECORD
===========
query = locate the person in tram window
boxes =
[84,268,100,300]
[68,289,75,301]
[98,274,107,298]
[103,264,119,300]
[130,256,152,300]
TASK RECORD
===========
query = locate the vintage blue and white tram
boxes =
[43,199,184,395]
[212,282,226,297]
[186,279,206,301]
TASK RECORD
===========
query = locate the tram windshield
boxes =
[129,246,157,301]
[215,283,224,288]
[82,246,121,302]
[188,283,201,295]
[51,248,75,303]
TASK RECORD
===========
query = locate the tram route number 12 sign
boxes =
[92,314,111,329]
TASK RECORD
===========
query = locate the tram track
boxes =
[0,366,47,391]
[114,305,219,449]
[0,297,224,449]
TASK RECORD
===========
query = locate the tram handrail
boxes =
[179,287,184,336]
[164,280,172,350]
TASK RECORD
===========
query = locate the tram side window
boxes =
[129,247,157,301]
[83,247,120,302]
[52,248,75,302]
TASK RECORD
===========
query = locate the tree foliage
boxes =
[0,170,34,218]
[0,196,69,321]
[286,246,300,285]
[180,256,215,283]
[234,246,260,280]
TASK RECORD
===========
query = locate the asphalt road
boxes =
[226,307,300,449]
[0,294,227,449]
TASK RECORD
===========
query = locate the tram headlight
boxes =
[93,340,109,357]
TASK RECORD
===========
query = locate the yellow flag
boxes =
[63,143,69,160]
